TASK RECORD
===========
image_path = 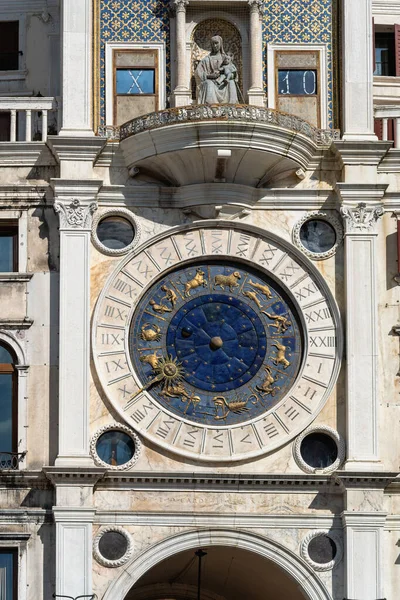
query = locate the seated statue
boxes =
[196,35,240,104]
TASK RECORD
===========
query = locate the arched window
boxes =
[0,343,17,469]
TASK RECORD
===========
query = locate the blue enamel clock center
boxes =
[166,295,266,393]
[130,263,303,426]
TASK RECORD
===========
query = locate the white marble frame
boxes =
[293,424,345,475]
[89,423,141,470]
[105,42,166,127]
[93,526,133,568]
[0,533,30,600]
[292,211,344,261]
[300,529,343,572]
[0,331,28,470]
[92,221,343,463]
[102,528,332,600]
[185,10,250,102]
[267,43,328,130]
[91,207,141,257]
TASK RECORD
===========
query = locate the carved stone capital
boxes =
[172,0,189,13]
[54,198,98,230]
[340,202,384,233]
[248,0,264,14]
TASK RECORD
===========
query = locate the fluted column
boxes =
[171,0,191,106]
[248,0,265,107]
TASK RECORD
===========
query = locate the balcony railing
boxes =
[0,451,26,470]
[0,96,58,142]
[99,104,341,146]
[374,105,400,148]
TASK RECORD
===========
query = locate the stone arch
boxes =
[190,17,244,101]
[0,330,27,366]
[102,528,332,600]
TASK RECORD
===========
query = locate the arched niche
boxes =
[191,18,243,102]
[102,528,332,600]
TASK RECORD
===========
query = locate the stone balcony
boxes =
[105,105,340,187]
[0,96,59,142]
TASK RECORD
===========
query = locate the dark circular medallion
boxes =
[299,219,336,254]
[308,534,337,564]
[98,531,129,561]
[300,432,338,469]
[96,430,135,467]
[130,263,303,426]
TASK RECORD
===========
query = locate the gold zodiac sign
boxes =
[130,355,184,401]
[256,366,280,396]
[140,323,162,342]
[271,342,290,369]
[243,290,262,309]
[212,395,249,420]
[139,350,161,370]
[262,311,292,334]
[149,299,172,314]
[161,380,201,406]
[177,268,208,297]
[213,271,241,291]
[161,285,177,308]
[248,279,272,299]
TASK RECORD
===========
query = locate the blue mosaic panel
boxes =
[99,0,171,126]
[129,263,303,426]
[98,0,333,128]
[262,0,333,126]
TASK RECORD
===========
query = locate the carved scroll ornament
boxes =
[340,202,384,232]
[54,198,98,229]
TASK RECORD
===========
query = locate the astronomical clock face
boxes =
[93,225,342,462]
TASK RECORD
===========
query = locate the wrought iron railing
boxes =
[53,595,97,599]
[0,451,26,470]
[108,104,340,146]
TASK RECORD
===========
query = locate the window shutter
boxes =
[395,24,400,76]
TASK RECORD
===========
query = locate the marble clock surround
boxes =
[93,222,342,462]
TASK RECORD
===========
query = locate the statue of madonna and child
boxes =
[195,35,242,105]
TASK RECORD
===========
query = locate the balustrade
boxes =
[0,97,58,142]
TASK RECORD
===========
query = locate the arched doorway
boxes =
[102,529,332,600]
[126,546,307,600]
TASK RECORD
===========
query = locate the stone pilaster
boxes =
[52,180,102,466]
[337,184,387,470]
[247,0,265,107]
[171,0,191,107]
[342,0,376,140]
[60,0,94,136]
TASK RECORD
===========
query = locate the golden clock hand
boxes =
[129,372,165,401]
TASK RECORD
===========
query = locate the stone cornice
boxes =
[334,472,398,491]
[0,317,34,329]
[335,183,388,203]
[47,135,106,165]
[0,470,51,489]
[0,274,33,283]
[43,467,107,487]
[0,142,57,167]
[332,140,391,167]
[98,472,342,492]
